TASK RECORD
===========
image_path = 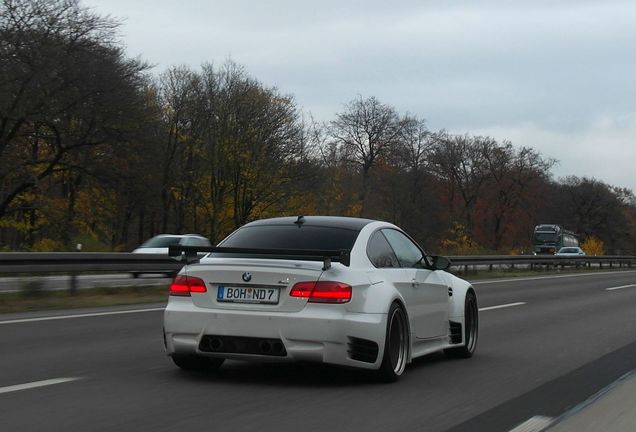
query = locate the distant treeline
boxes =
[1,0,635,254]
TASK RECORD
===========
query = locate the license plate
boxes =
[216,286,280,304]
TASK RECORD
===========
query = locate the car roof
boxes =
[243,216,376,231]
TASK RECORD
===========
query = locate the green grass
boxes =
[0,285,168,314]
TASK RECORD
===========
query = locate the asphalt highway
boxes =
[1,270,636,432]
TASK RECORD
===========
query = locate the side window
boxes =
[382,229,425,268]
[193,237,211,247]
[367,231,400,268]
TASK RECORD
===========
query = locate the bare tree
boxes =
[329,96,404,215]
[429,134,492,233]
[194,61,302,240]
[394,116,436,201]
[559,177,630,253]
[481,142,555,249]
[156,66,203,233]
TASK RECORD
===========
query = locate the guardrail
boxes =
[450,254,636,271]
[0,252,183,274]
[0,252,634,294]
[0,252,634,275]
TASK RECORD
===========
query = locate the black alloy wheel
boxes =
[378,302,409,382]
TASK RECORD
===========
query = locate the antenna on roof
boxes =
[294,215,305,226]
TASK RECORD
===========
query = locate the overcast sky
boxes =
[85,0,636,193]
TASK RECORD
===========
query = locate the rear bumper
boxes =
[164,297,387,369]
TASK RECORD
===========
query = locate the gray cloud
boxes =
[86,0,636,191]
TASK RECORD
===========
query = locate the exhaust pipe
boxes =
[259,341,272,354]
[272,341,284,355]
[209,337,223,351]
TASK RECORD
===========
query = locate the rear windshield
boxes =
[218,225,360,251]
[559,248,578,253]
[140,236,182,248]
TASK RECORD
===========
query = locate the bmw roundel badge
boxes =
[242,272,252,282]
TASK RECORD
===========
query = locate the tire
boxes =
[445,290,478,358]
[377,302,409,382]
[171,355,224,372]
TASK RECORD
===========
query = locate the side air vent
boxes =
[347,337,379,363]
[449,321,463,344]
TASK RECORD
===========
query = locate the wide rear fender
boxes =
[443,273,475,318]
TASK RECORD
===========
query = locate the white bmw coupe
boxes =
[163,216,478,381]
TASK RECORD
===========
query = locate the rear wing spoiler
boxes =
[168,245,351,270]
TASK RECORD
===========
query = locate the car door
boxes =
[381,229,449,340]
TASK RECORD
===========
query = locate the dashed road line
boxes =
[0,377,82,395]
[605,284,636,291]
[479,302,526,312]
[508,415,554,432]
[0,307,165,325]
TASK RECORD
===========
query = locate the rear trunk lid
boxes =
[184,257,323,312]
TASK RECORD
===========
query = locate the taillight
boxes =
[169,275,207,296]
[289,281,352,304]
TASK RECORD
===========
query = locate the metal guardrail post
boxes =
[69,243,82,295]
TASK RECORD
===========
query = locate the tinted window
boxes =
[219,225,360,250]
[382,229,424,268]
[367,231,399,268]
[535,233,556,242]
[182,236,211,246]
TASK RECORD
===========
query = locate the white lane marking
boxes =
[508,415,554,432]
[0,307,165,325]
[471,270,636,285]
[479,302,526,312]
[606,284,636,291]
[0,377,81,395]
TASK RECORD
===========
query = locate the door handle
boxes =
[411,278,418,288]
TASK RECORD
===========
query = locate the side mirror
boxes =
[431,255,451,271]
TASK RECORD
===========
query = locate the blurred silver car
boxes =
[133,234,211,254]
[555,246,586,268]
[555,247,585,256]
[132,234,211,277]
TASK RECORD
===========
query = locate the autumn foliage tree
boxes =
[2,0,636,254]
[0,0,148,248]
